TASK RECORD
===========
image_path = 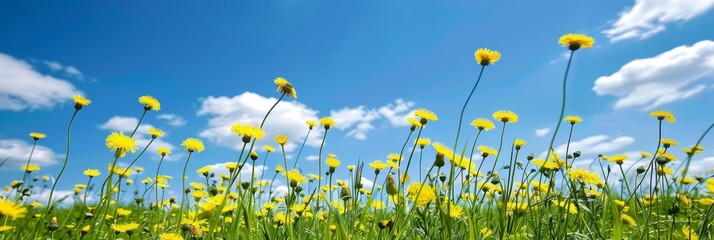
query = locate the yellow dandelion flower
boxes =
[552,199,578,214]
[275,134,288,145]
[680,177,697,185]
[446,202,463,218]
[283,169,307,187]
[156,147,171,156]
[105,132,137,157]
[83,169,100,177]
[407,117,423,128]
[0,199,28,220]
[116,208,131,216]
[326,157,341,168]
[698,198,713,206]
[506,202,528,216]
[305,120,317,129]
[433,142,453,158]
[274,77,297,98]
[471,118,495,131]
[181,137,204,153]
[531,159,559,170]
[148,128,164,138]
[29,132,46,140]
[564,115,582,124]
[567,168,603,187]
[474,48,501,66]
[413,108,438,122]
[493,110,518,123]
[641,152,652,158]
[407,183,436,206]
[607,154,628,165]
[108,164,134,178]
[682,145,704,155]
[110,222,140,233]
[660,138,677,147]
[319,117,335,130]
[649,110,675,123]
[230,123,265,140]
[138,95,160,111]
[477,145,498,157]
[416,138,431,148]
[369,160,388,171]
[621,213,637,227]
[480,227,493,238]
[559,33,595,50]
[682,225,699,240]
[196,166,211,175]
[21,164,39,172]
[72,95,91,107]
[387,153,402,162]
[513,139,526,147]
[159,233,184,240]
[0,226,15,232]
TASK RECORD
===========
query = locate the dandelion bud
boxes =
[242,135,251,144]
[434,154,445,168]
[184,188,191,194]
[636,166,646,174]
[169,197,176,204]
[656,157,668,165]
[695,176,703,181]
[378,220,391,229]
[668,204,679,215]
[386,175,398,196]
[491,177,500,185]
[340,185,350,200]
[573,151,581,158]
[47,217,59,231]
[143,227,150,233]
[135,198,144,204]
[527,154,534,161]
[250,151,259,161]
[294,186,304,193]
[241,182,251,190]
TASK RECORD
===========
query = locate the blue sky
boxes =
[1,1,713,202]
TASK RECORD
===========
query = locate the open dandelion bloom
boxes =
[531,159,559,170]
[660,138,677,147]
[230,123,265,141]
[649,110,675,123]
[21,164,39,172]
[275,134,288,145]
[567,168,603,187]
[682,145,704,155]
[29,132,46,140]
[105,132,137,158]
[406,183,436,206]
[181,137,205,153]
[416,138,431,148]
[552,199,578,214]
[109,164,134,178]
[564,115,582,124]
[326,157,341,168]
[83,169,100,177]
[274,77,297,98]
[477,145,498,157]
[682,225,699,240]
[159,232,184,240]
[305,120,317,129]
[607,154,628,165]
[369,160,388,172]
[413,108,438,123]
[471,118,495,131]
[110,222,140,233]
[283,169,307,187]
[0,198,28,220]
[72,95,91,108]
[474,48,501,66]
[493,110,519,123]
[156,147,172,156]
[138,95,161,111]
[513,139,526,148]
[319,117,335,130]
[407,117,423,128]
[148,128,164,138]
[559,34,595,50]
[433,142,454,158]
[263,145,275,152]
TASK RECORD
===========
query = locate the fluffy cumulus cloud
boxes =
[603,0,714,42]
[593,40,714,110]
[99,116,182,161]
[683,156,714,177]
[546,135,635,158]
[535,128,551,137]
[202,161,268,182]
[0,53,83,111]
[157,114,187,127]
[2,188,89,206]
[197,92,417,153]
[0,139,61,169]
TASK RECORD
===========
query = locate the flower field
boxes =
[2,33,713,240]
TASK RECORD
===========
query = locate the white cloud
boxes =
[197,92,417,150]
[0,53,82,111]
[43,60,63,72]
[2,188,89,206]
[99,116,181,161]
[682,156,714,177]
[64,66,83,80]
[378,99,415,127]
[0,139,61,169]
[546,135,635,157]
[157,114,187,127]
[360,177,374,190]
[203,161,267,182]
[603,0,714,42]
[305,155,319,161]
[535,128,551,137]
[330,106,380,140]
[594,40,714,110]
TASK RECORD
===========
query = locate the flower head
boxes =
[21,164,40,172]
[159,233,184,240]
[72,95,91,109]
[230,123,265,141]
[305,120,317,129]
[0,198,28,220]
[29,132,46,140]
[83,169,101,177]
[326,157,341,168]
[319,117,335,130]
[274,77,297,98]
[407,117,423,128]
[413,108,438,124]
[607,154,628,165]
[475,48,501,66]
[156,147,171,156]
[406,183,436,206]
[138,95,160,111]
[559,34,595,51]
[477,145,498,158]
[148,128,164,138]
[416,138,431,148]
[649,110,675,123]
[283,169,307,187]
[564,115,582,124]
[110,222,140,234]
[105,132,137,158]
[263,145,275,152]
[369,160,388,172]
[275,134,288,145]
[513,139,526,148]
[493,110,518,123]
[471,118,495,131]
[181,137,205,153]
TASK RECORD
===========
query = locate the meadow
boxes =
[1,33,713,240]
